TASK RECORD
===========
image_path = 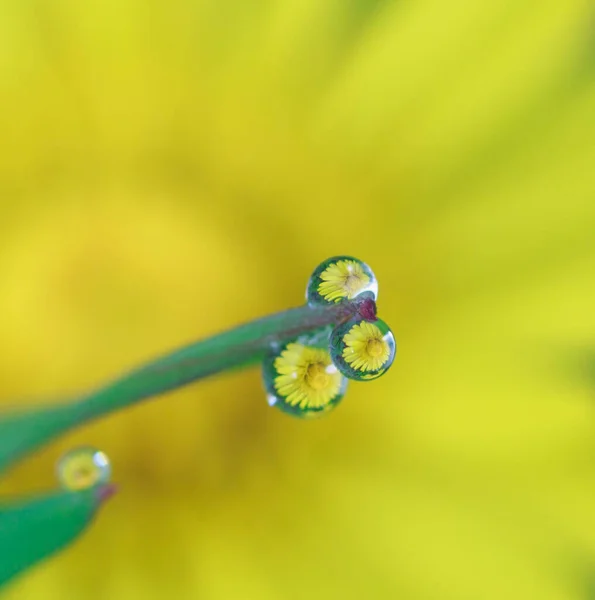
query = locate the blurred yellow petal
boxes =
[1,1,594,599]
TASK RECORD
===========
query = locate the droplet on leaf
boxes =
[56,447,112,491]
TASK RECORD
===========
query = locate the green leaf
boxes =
[0,485,116,586]
[0,293,367,587]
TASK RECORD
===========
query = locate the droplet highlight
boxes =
[56,446,112,491]
[306,256,378,306]
[329,318,396,381]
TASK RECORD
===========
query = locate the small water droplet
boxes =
[329,317,396,381]
[306,256,378,306]
[56,446,112,491]
[262,337,347,418]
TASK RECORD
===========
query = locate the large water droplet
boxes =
[262,337,347,418]
[56,446,111,491]
[329,317,396,381]
[306,256,378,306]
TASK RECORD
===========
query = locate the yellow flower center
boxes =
[366,338,385,358]
[306,362,331,390]
[345,274,363,293]
[72,466,98,488]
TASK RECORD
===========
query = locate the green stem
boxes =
[79,300,356,417]
[0,299,361,472]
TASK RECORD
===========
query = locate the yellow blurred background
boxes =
[1,0,595,598]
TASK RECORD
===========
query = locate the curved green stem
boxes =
[80,299,356,417]
[0,299,362,473]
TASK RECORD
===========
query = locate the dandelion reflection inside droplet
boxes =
[56,446,112,491]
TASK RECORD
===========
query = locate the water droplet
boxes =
[306,256,378,306]
[56,446,111,491]
[329,318,396,381]
[262,338,347,418]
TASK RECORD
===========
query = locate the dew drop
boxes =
[329,317,396,381]
[56,446,112,491]
[262,338,347,419]
[306,256,378,306]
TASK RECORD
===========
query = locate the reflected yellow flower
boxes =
[318,259,370,303]
[342,321,390,372]
[273,344,342,409]
[56,448,111,492]
[0,0,594,599]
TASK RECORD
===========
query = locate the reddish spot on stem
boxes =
[97,483,118,504]
[359,298,378,322]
